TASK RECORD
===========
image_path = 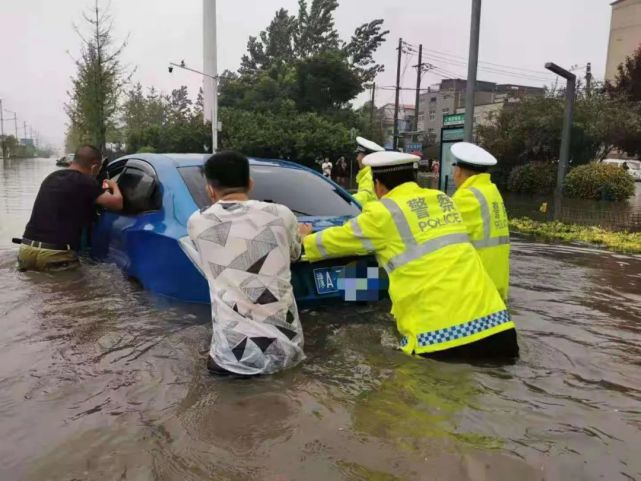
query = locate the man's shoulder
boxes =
[43,169,98,190]
[252,201,296,219]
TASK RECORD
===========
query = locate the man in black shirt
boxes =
[18,144,123,272]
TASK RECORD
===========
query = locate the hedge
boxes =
[507,162,557,194]
[563,163,635,201]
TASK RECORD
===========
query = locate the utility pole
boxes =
[23,121,27,143]
[585,62,592,97]
[464,0,482,142]
[393,37,403,150]
[0,99,4,160]
[370,82,376,135]
[203,0,218,152]
[413,44,423,133]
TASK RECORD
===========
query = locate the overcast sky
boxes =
[0,0,612,151]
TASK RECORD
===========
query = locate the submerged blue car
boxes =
[92,154,379,305]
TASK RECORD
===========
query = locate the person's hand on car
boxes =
[298,223,313,239]
[102,179,117,193]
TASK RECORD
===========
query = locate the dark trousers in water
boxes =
[207,356,255,378]
[420,328,519,363]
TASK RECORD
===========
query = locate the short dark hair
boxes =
[204,151,250,191]
[73,144,102,169]
[372,168,416,191]
[455,161,487,174]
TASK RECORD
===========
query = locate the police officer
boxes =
[451,142,510,301]
[299,151,519,362]
[353,136,384,207]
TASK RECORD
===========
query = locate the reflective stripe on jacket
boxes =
[452,173,510,301]
[352,166,377,206]
[304,181,514,355]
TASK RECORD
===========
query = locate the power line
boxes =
[422,51,554,83]
[423,46,554,75]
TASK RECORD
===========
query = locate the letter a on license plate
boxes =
[313,267,342,295]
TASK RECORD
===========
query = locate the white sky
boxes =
[0,0,612,150]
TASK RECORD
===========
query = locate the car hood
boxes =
[297,215,354,232]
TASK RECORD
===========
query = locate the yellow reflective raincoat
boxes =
[452,173,510,301]
[304,181,514,356]
[352,166,377,206]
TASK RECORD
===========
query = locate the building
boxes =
[417,79,545,140]
[378,103,415,149]
[606,0,641,81]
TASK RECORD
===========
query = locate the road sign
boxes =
[443,113,465,127]
[439,125,465,194]
[405,142,422,153]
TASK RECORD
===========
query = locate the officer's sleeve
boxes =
[352,189,375,207]
[352,167,376,207]
[452,188,481,236]
[303,202,386,262]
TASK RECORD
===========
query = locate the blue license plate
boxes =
[313,267,343,295]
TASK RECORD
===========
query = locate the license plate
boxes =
[313,267,343,295]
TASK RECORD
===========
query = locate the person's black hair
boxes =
[73,144,102,169]
[203,150,250,191]
[456,161,488,174]
[372,167,416,191]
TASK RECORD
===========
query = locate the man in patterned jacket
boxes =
[188,151,305,376]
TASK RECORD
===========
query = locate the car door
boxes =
[92,158,162,270]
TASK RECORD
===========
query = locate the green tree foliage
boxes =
[216,0,388,163]
[478,88,641,187]
[219,107,351,166]
[604,44,641,157]
[121,83,209,153]
[0,135,50,158]
[507,162,557,195]
[563,163,635,201]
[65,0,130,152]
[606,44,641,102]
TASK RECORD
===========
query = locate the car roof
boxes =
[127,153,311,170]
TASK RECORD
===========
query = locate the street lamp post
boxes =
[168,61,219,153]
[545,62,576,220]
[545,62,576,193]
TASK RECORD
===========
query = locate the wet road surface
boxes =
[1,158,641,481]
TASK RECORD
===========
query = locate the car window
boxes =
[117,160,162,215]
[178,165,360,217]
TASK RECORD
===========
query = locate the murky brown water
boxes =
[2,158,641,481]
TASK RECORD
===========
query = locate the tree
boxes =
[606,44,641,102]
[121,84,209,154]
[65,0,130,152]
[477,88,641,188]
[343,19,388,83]
[226,0,388,115]
[218,107,352,166]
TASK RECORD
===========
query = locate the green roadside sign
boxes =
[439,114,465,194]
[443,113,465,127]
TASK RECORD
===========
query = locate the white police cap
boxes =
[363,151,420,173]
[451,142,497,168]
[355,136,385,154]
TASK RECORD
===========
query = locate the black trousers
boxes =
[207,356,256,378]
[419,328,519,363]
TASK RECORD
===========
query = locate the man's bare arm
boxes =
[96,179,124,211]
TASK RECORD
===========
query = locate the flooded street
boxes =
[1,158,641,481]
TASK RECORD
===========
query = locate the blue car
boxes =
[92,154,380,305]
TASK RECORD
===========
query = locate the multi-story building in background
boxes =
[417,79,545,141]
[606,0,641,81]
[378,103,415,149]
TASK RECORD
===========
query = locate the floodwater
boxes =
[1,158,641,481]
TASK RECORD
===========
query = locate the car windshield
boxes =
[178,164,360,217]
